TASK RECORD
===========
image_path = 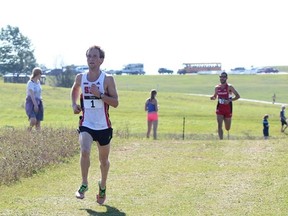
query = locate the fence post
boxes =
[182,117,185,140]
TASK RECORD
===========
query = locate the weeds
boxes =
[0,127,79,185]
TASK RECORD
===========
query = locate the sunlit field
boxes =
[1,74,288,138]
[1,74,288,215]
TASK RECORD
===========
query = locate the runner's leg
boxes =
[79,132,93,185]
[147,120,152,138]
[153,120,158,140]
[217,115,224,140]
[224,117,232,139]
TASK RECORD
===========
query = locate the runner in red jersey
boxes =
[210,72,240,139]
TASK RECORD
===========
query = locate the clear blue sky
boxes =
[0,0,287,74]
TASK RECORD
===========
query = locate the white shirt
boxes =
[26,80,42,99]
[80,71,111,130]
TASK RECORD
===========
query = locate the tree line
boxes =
[0,25,75,87]
[0,25,37,75]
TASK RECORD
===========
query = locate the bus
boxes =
[177,62,222,74]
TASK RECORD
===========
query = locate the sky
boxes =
[0,0,287,74]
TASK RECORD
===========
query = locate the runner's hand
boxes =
[73,104,82,114]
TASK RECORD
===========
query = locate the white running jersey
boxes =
[80,71,111,130]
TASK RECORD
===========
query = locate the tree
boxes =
[48,66,76,88]
[0,25,37,75]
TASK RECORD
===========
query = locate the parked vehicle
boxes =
[115,63,145,75]
[177,62,221,74]
[256,67,279,73]
[158,68,173,74]
[75,65,89,73]
[231,67,246,72]
[44,69,63,76]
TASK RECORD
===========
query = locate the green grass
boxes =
[1,74,288,215]
[113,74,288,101]
[1,139,288,215]
[1,74,288,138]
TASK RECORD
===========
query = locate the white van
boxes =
[116,63,145,75]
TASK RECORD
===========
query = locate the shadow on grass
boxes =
[80,205,126,216]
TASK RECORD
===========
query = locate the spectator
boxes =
[25,67,44,131]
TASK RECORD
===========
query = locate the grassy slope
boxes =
[1,74,288,138]
[1,74,288,215]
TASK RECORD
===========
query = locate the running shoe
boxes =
[75,184,88,199]
[96,181,106,205]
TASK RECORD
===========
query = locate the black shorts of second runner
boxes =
[79,126,113,146]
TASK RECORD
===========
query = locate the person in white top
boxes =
[71,45,119,205]
[25,67,44,131]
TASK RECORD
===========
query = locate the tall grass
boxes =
[0,128,79,185]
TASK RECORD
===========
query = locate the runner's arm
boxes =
[103,76,119,108]
[229,86,240,101]
[210,87,217,100]
[71,74,82,114]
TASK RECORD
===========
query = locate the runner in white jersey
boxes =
[80,71,110,130]
[71,45,119,205]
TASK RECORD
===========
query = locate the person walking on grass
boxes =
[263,114,269,139]
[25,67,44,131]
[272,93,276,104]
[145,89,158,139]
[210,72,240,140]
[71,45,119,205]
[280,105,287,132]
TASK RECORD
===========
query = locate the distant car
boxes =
[257,67,279,73]
[104,70,117,75]
[231,67,246,72]
[158,68,173,74]
[75,66,89,73]
[45,69,63,76]
[115,63,145,75]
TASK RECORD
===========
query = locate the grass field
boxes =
[1,74,288,138]
[1,74,288,215]
[1,139,288,215]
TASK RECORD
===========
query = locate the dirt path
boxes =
[187,93,286,106]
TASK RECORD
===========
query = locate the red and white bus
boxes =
[177,63,222,74]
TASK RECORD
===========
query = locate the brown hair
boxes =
[150,89,157,100]
[86,45,105,59]
[30,67,42,80]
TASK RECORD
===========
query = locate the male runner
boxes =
[210,72,240,139]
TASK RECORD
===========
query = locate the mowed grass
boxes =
[1,139,288,215]
[1,74,288,138]
[1,74,288,215]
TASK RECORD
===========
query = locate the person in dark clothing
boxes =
[263,114,269,139]
[280,105,287,132]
